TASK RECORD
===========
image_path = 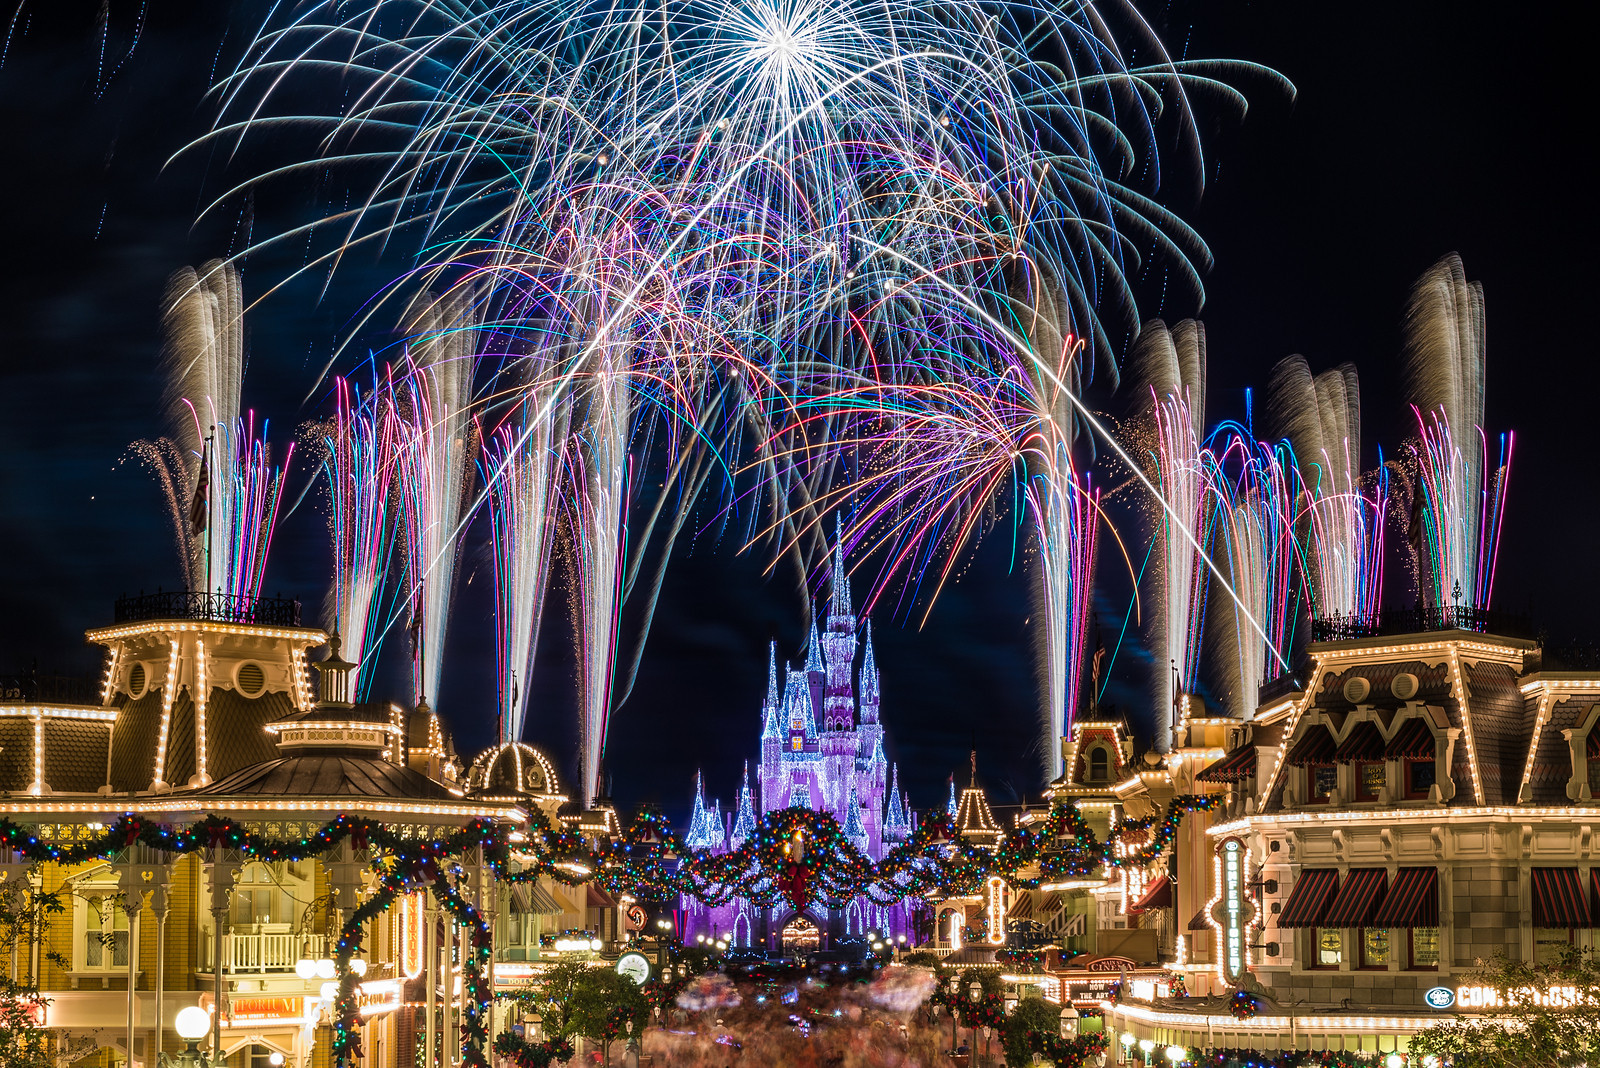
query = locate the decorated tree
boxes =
[1410,948,1600,1068]
[0,878,63,1068]
[570,967,650,1068]
[1002,996,1063,1068]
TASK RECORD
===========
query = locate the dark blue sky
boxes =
[0,1,1592,824]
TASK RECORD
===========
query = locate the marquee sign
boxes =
[1207,836,1257,986]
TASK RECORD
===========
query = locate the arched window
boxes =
[1088,747,1110,782]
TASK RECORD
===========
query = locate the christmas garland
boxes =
[0,795,1216,1068]
[1229,991,1260,1020]
[1198,1050,1385,1068]
[492,1032,574,1068]
[1028,1029,1109,1068]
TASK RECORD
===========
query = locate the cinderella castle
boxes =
[677,529,920,952]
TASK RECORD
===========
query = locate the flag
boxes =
[188,447,210,534]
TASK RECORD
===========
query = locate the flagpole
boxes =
[205,426,216,601]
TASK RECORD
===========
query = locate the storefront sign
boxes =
[1207,837,1256,986]
[1423,987,1455,1009]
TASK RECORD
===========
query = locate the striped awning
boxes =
[1590,729,1600,759]
[1129,875,1172,914]
[1323,868,1388,928]
[526,882,565,916]
[1279,869,1340,928]
[1287,726,1337,767]
[1385,717,1436,759]
[1333,721,1385,762]
[1532,868,1590,928]
[1370,868,1439,928]
[1197,746,1256,784]
[1188,907,1212,932]
[1011,892,1034,921]
[1593,870,1600,928]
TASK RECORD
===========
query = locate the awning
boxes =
[1011,893,1033,921]
[1370,868,1439,928]
[1590,729,1600,759]
[1287,727,1337,767]
[1279,869,1339,928]
[1592,870,1600,928]
[1323,868,1388,927]
[526,883,565,917]
[1197,746,1256,784]
[1129,875,1172,914]
[1188,907,1212,932]
[1385,717,1436,760]
[1532,868,1590,928]
[1333,721,1385,762]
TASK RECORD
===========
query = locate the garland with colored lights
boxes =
[996,947,1047,971]
[1229,990,1259,1020]
[0,796,1216,1068]
[1196,1050,1383,1068]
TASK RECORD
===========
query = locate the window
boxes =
[1360,928,1390,968]
[1410,927,1440,969]
[83,896,130,970]
[1589,758,1600,794]
[1088,747,1109,782]
[1357,762,1386,800]
[1313,928,1342,967]
[1310,766,1337,803]
[239,1045,286,1068]
[230,864,295,927]
[1406,760,1436,799]
[791,735,803,752]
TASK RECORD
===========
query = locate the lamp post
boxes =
[1138,1037,1156,1068]
[968,981,983,1067]
[160,1006,223,1067]
[1059,1002,1079,1038]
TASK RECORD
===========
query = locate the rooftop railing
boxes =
[0,672,101,704]
[113,589,303,627]
[1309,604,1532,643]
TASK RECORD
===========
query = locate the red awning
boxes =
[1129,875,1172,914]
[1287,726,1337,767]
[1334,721,1385,762]
[1532,868,1590,928]
[1279,869,1339,928]
[1589,729,1600,759]
[587,884,617,909]
[1188,908,1212,932]
[1385,717,1436,760]
[1197,746,1256,784]
[1592,870,1600,928]
[1323,868,1388,928]
[1370,868,1440,928]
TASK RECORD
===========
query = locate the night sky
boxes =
[0,1,1592,824]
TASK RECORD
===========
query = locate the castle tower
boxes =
[821,519,857,734]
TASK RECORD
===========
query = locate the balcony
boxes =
[203,928,328,973]
[113,589,303,628]
[0,671,100,704]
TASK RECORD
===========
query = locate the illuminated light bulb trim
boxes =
[152,638,181,787]
[30,711,45,796]
[1446,646,1485,805]
[0,707,119,722]
[195,637,208,783]
[85,621,328,644]
[1518,688,1556,800]
[100,646,121,705]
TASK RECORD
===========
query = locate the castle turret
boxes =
[884,763,910,842]
[822,520,857,734]
[843,782,869,853]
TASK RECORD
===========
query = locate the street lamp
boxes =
[1166,1046,1186,1064]
[1138,1037,1156,1067]
[160,1006,219,1067]
[1059,1002,1079,1038]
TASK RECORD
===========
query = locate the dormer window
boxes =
[1088,747,1110,783]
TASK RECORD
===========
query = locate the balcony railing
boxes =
[0,672,100,704]
[1310,604,1532,643]
[113,590,303,628]
[203,929,327,973]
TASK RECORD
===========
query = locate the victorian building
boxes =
[1104,622,1600,1055]
[0,592,593,1068]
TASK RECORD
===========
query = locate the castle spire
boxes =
[686,770,714,850]
[884,763,909,840]
[947,776,958,817]
[830,513,853,621]
[731,761,758,846]
[843,781,868,848]
[762,642,783,739]
[805,614,823,673]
